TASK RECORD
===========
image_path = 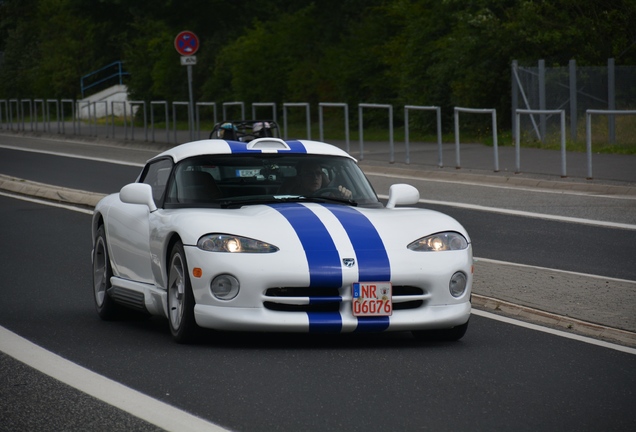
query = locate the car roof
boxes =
[150,138,355,164]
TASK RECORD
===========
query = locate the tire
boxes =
[92,225,121,320]
[412,320,469,342]
[167,241,199,343]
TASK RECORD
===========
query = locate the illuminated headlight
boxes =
[211,274,239,300]
[407,232,468,252]
[449,272,468,297]
[197,234,279,253]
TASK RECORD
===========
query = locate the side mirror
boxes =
[119,183,157,212]
[386,184,420,209]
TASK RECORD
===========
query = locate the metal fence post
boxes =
[195,102,217,140]
[150,101,169,143]
[358,103,394,162]
[128,101,147,141]
[454,107,499,171]
[0,100,7,130]
[608,58,616,144]
[318,103,349,153]
[172,102,189,144]
[60,99,75,135]
[251,102,277,122]
[569,59,577,141]
[282,103,311,140]
[222,102,245,121]
[46,99,60,133]
[404,105,442,167]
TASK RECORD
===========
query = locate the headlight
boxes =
[407,232,468,252]
[197,234,279,253]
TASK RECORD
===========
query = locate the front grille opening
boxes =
[266,287,341,298]
[264,302,340,312]
[265,287,342,312]
[393,300,424,310]
[393,286,424,296]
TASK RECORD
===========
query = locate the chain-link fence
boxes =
[512,59,636,148]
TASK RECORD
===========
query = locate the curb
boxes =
[472,294,636,348]
[0,174,106,208]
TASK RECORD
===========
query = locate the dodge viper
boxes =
[91,132,473,343]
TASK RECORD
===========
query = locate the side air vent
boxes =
[109,286,148,313]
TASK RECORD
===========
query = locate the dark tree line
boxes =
[1,0,634,127]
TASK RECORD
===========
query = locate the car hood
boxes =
[164,202,470,252]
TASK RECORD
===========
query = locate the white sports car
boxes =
[92,133,473,343]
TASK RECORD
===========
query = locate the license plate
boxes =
[352,282,392,316]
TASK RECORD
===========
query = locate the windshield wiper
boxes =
[218,195,357,208]
[296,196,358,206]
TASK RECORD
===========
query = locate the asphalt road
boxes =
[1,196,635,431]
[1,135,635,431]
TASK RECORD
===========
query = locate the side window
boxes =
[140,158,173,204]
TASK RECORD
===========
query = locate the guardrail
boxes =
[0,98,632,179]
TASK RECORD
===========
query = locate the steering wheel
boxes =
[313,187,342,197]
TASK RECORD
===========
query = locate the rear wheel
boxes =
[92,226,121,320]
[167,241,199,343]
[412,320,469,342]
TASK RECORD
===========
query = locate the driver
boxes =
[292,162,352,199]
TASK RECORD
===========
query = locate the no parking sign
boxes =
[174,31,199,141]
[174,31,199,56]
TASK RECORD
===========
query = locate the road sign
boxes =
[180,56,197,66]
[174,31,199,56]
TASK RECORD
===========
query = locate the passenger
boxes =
[253,122,273,137]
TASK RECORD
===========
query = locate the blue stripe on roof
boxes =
[225,141,253,153]
[269,203,342,288]
[225,140,308,153]
[282,140,308,153]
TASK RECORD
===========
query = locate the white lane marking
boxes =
[0,144,145,167]
[368,171,636,200]
[471,309,636,355]
[0,326,230,432]
[376,194,636,230]
[475,257,636,284]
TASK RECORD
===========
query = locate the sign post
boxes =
[174,31,199,141]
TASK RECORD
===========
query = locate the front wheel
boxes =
[92,225,121,320]
[167,241,199,343]
[412,320,469,342]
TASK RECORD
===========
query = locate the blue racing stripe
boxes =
[269,203,342,288]
[325,205,390,281]
[282,140,308,153]
[355,316,391,332]
[307,312,342,333]
[225,141,253,153]
[324,205,391,332]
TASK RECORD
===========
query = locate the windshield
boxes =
[163,154,381,208]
